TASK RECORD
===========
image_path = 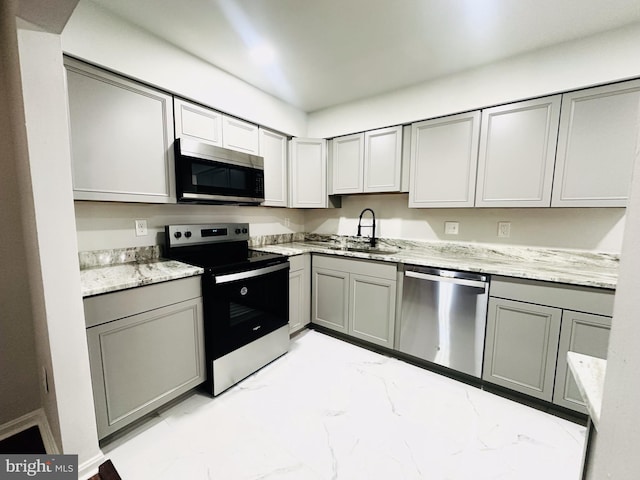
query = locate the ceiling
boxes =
[88,0,640,112]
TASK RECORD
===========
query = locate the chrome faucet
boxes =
[357,208,376,247]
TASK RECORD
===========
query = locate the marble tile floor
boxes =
[102,330,585,479]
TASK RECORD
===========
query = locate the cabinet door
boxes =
[349,273,396,348]
[312,266,349,333]
[332,133,364,194]
[552,80,640,207]
[260,128,288,207]
[65,58,175,203]
[289,255,310,334]
[409,112,480,208]
[222,115,260,154]
[174,98,223,147]
[483,298,562,401]
[554,311,611,413]
[364,126,403,193]
[476,96,561,207]
[87,297,205,439]
[289,138,328,208]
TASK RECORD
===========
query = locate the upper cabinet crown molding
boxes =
[409,111,481,208]
[475,95,561,208]
[551,80,640,207]
[65,57,176,204]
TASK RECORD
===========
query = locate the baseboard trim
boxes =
[79,451,108,480]
[0,408,59,454]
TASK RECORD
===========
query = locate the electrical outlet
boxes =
[135,219,148,236]
[497,221,511,238]
[444,221,459,235]
[284,217,291,228]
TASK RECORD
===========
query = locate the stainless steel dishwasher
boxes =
[398,265,489,377]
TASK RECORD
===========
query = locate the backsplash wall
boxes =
[304,194,626,253]
[74,201,305,252]
[76,195,626,254]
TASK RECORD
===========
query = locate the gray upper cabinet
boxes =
[553,311,611,413]
[409,112,480,208]
[331,126,403,195]
[332,133,364,194]
[363,126,403,193]
[65,57,175,203]
[222,115,260,155]
[476,96,561,207]
[174,98,223,147]
[259,127,288,207]
[552,80,640,207]
[289,137,330,208]
[483,297,562,401]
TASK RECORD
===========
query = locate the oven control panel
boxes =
[165,223,249,247]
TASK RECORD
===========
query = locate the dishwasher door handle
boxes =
[405,270,488,289]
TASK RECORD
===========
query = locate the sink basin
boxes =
[326,245,399,255]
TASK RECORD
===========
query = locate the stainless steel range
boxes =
[164,223,289,395]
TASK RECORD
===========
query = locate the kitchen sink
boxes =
[324,245,399,255]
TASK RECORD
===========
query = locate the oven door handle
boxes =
[215,262,289,284]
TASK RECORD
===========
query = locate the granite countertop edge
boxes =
[81,260,204,297]
[79,238,618,297]
[567,352,606,429]
[251,241,618,290]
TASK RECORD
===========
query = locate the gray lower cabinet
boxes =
[312,255,397,348]
[289,254,311,334]
[484,276,615,411]
[553,311,611,413]
[84,277,205,439]
[483,298,562,401]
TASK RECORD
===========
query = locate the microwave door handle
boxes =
[215,262,289,284]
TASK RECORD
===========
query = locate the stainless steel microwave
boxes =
[174,138,265,205]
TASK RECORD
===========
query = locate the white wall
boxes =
[307,23,640,138]
[61,0,307,137]
[588,110,640,478]
[0,0,41,427]
[74,201,305,251]
[305,194,626,253]
[18,22,104,476]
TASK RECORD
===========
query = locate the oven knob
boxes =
[184,231,192,238]
[174,232,182,239]
[242,228,248,234]
[235,228,241,234]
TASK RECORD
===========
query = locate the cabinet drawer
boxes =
[84,276,201,327]
[312,254,396,280]
[490,276,614,316]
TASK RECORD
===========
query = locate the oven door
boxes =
[205,262,289,359]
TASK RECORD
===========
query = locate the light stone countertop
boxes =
[80,247,203,297]
[251,237,618,290]
[79,236,618,297]
[567,352,606,429]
